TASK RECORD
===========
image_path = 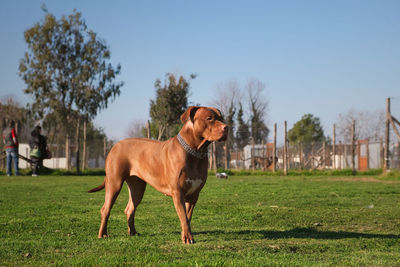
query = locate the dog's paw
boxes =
[181,232,195,244]
[129,231,140,236]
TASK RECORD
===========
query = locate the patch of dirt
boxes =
[319,177,400,184]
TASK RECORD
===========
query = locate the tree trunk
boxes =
[158,125,165,141]
[66,133,70,170]
[75,117,81,174]
[82,120,87,170]
[272,123,276,172]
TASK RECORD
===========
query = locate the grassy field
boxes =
[0,173,399,266]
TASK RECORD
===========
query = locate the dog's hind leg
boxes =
[98,176,124,238]
[125,176,147,236]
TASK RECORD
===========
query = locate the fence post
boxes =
[224,142,228,170]
[333,124,336,170]
[273,123,277,172]
[261,140,265,171]
[251,137,255,171]
[322,141,326,169]
[384,97,390,173]
[351,120,356,175]
[66,134,70,170]
[82,120,87,170]
[284,121,288,176]
[86,146,90,169]
[380,138,383,168]
[75,116,81,174]
[340,143,343,168]
[103,137,107,163]
[311,142,315,169]
[147,120,151,139]
[299,143,303,170]
[366,139,370,170]
[212,142,217,171]
[398,142,400,169]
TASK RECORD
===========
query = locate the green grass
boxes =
[211,168,387,177]
[0,174,399,266]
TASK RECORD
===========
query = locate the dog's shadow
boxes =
[193,227,399,241]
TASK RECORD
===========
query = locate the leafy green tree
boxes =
[149,73,195,140]
[19,10,123,171]
[236,103,250,150]
[0,96,32,144]
[288,114,325,144]
[250,112,269,144]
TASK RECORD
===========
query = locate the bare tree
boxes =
[209,79,241,167]
[125,119,146,138]
[210,79,241,116]
[336,108,385,143]
[245,78,269,144]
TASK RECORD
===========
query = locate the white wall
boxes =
[18,143,67,169]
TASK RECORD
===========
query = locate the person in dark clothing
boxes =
[2,120,19,176]
[29,125,47,176]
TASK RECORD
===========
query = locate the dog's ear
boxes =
[209,107,223,120]
[181,106,200,123]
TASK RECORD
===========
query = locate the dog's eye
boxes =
[206,117,213,121]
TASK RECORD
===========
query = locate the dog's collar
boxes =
[177,133,208,159]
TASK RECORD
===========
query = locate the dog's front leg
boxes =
[171,189,194,244]
[185,193,199,224]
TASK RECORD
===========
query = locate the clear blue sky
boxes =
[1,0,399,142]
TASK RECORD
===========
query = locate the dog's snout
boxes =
[218,124,229,141]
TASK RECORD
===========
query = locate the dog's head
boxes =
[181,106,228,142]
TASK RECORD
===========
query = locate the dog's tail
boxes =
[88,181,106,193]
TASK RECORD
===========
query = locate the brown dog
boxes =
[88,106,228,244]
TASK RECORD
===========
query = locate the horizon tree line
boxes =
[1,8,391,172]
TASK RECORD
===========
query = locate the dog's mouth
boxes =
[219,126,229,141]
[201,133,227,143]
[201,126,228,143]
[218,133,228,142]
[215,130,228,142]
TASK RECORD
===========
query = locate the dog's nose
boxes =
[223,125,228,132]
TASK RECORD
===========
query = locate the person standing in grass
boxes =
[2,120,19,176]
[29,125,47,176]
